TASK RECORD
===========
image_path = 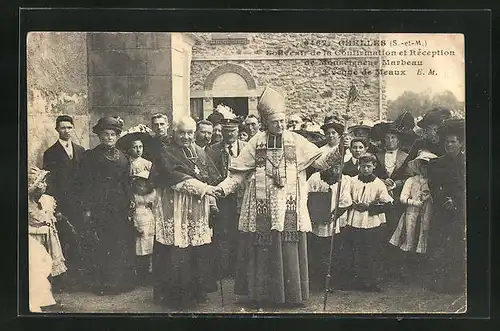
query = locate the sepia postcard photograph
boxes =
[25,31,467,315]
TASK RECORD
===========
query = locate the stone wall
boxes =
[27,32,90,168]
[87,32,174,147]
[190,33,386,125]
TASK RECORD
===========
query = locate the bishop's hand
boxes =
[206,185,224,198]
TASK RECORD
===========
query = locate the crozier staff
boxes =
[208,87,344,307]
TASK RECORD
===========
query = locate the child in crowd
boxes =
[389,150,437,278]
[343,137,369,177]
[28,167,67,280]
[29,236,57,312]
[344,153,394,292]
[117,132,159,285]
[307,162,352,291]
[130,174,158,284]
[28,166,66,311]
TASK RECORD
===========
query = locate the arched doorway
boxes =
[190,63,261,120]
[211,72,250,118]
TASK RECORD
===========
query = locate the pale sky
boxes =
[381,34,465,102]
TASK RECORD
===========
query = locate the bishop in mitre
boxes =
[209,87,345,307]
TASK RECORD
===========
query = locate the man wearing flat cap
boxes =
[207,109,248,281]
[426,118,466,294]
[208,87,346,308]
[43,115,86,291]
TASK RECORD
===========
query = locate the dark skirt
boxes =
[83,212,136,294]
[212,198,239,278]
[153,241,215,308]
[341,225,385,289]
[307,231,348,291]
[234,231,309,305]
[426,210,466,293]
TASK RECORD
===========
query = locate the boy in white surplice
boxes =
[344,153,393,292]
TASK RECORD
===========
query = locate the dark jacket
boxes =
[406,138,446,162]
[155,143,222,188]
[426,152,466,291]
[374,149,411,198]
[342,158,359,177]
[428,152,466,215]
[43,141,86,216]
[207,140,248,181]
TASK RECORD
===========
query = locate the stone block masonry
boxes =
[27,32,90,168]
[87,32,174,147]
[190,33,387,125]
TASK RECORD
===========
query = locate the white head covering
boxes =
[408,150,438,174]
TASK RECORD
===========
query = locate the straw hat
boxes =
[28,166,49,193]
[116,124,154,152]
[408,150,438,174]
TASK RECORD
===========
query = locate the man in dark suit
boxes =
[374,123,412,236]
[43,115,86,290]
[373,123,413,280]
[207,116,247,280]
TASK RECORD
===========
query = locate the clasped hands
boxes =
[352,201,370,213]
[206,185,224,198]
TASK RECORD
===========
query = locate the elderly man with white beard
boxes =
[152,116,222,309]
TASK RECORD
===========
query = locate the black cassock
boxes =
[427,152,466,293]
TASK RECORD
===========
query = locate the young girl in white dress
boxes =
[28,166,66,311]
[130,174,158,284]
[389,151,437,265]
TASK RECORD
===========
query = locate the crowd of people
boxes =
[28,87,466,312]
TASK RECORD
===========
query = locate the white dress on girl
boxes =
[132,190,158,256]
[389,175,433,253]
[29,236,56,312]
[28,194,67,277]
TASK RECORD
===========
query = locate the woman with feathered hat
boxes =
[79,116,136,295]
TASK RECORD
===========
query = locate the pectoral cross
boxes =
[194,165,201,175]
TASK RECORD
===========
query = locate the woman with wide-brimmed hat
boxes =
[388,150,438,281]
[392,111,419,153]
[406,107,452,162]
[79,116,136,295]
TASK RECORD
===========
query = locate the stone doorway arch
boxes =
[191,63,262,119]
